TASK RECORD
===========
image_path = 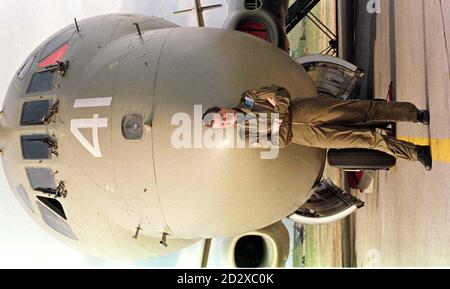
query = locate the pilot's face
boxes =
[211,108,238,129]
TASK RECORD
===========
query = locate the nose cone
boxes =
[0,80,25,167]
[0,14,199,261]
[0,112,3,153]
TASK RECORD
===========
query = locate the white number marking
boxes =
[71,97,112,157]
[73,97,112,108]
[71,114,108,158]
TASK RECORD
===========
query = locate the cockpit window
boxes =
[26,167,56,192]
[17,184,34,213]
[21,100,51,126]
[26,71,55,94]
[36,201,77,240]
[21,135,56,160]
[37,196,66,220]
[17,55,36,80]
[39,28,75,63]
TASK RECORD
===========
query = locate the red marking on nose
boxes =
[38,43,70,68]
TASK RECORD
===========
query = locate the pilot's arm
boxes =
[240,85,291,115]
[246,116,292,149]
[237,85,293,148]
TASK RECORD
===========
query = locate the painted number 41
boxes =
[70,97,112,158]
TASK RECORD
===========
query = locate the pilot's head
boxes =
[202,106,239,129]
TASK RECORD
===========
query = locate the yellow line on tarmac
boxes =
[398,136,450,163]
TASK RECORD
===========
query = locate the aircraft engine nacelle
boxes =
[221,221,290,268]
[224,0,289,51]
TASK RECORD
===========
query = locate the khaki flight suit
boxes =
[236,85,419,161]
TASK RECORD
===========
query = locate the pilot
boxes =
[202,85,433,170]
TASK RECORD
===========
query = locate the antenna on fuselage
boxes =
[74,18,80,32]
[173,0,223,27]
[133,22,142,38]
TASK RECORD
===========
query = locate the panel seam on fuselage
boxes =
[150,29,175,235]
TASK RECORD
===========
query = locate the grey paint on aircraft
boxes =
[0,14,324,260]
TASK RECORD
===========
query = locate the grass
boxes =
[288,0,336,57]
[296,223,343,268]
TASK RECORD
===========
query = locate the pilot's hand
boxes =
[273,118,283,127]
[272,118,283,133]
[251,142,263,148]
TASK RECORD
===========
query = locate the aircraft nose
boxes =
[0,112,6,153]
[0,110,14,155]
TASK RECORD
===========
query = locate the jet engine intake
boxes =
[224,0,289,51]
[222,221,290,268]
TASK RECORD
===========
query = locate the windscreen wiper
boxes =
[35,181,66,198]
[40,61,70,77]
[42,101,59,124]
[29,137,58,157]
[34,187,57,195]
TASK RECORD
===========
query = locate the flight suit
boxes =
[235,85,420,161]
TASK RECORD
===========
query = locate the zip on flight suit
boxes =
[235,85,420,161]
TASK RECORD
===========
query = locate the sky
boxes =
[0,0,230,268]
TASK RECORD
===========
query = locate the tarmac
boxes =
[350,0,450,267]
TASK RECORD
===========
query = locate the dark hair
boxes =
[202,106,221,127]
